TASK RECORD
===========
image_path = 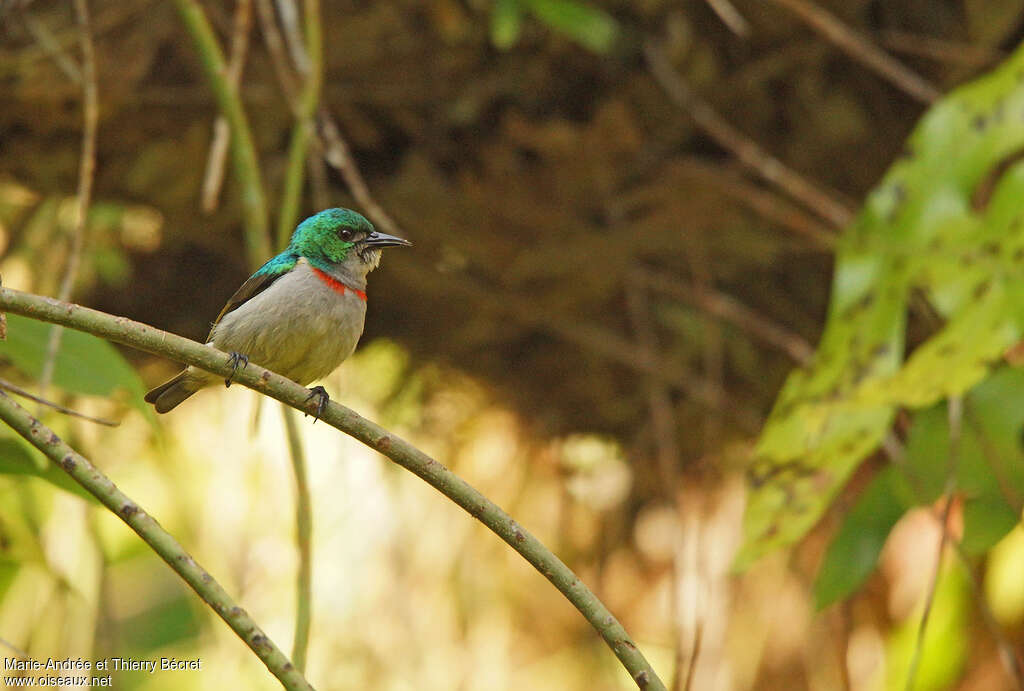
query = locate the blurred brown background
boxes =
[1,1,1023,690]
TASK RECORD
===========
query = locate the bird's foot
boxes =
[304,386,330,423]
[224,352,249,387]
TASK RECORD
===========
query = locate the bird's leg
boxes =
[224,352,249,387]
[304,385,330,423]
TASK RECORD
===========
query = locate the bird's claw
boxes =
[305,386,329,423]
[224,352,249,387]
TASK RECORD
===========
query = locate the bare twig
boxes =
[274,0,309,75]
[316,110,404,237]
[255,0,301,104]
[0,635,31,661]
[644,40,855,228]
[20,10,82,83]
[625,274,680,488]
[702,0,749,37]
[200,0,253,214]
[398,259,762,431]
[905,396,962,691]
[635,265,815,364]
[0,377,118,426]
[765,0,939,103]
[880,30,1002,69]
[680,616,703,691]
[673,158,836,249]
[39,0,97,402]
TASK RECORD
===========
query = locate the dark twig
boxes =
[884,431,1021,688]
[635,265,815,364]
[39,0,97,402]
[625,273,680,488]
[673,158,836,249]
[20,10,82,83]
[905,396,962,691]
[680,616,703,691]
[0,377,118,426]
[316,110,404,237]
[644,40,855,228]
[880,30,1003,69]
[765,0,940,103]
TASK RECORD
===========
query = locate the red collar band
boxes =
[312,267,367,301]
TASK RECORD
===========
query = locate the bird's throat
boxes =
[312,267,367,301]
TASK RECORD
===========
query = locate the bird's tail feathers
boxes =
[144,371,203,413]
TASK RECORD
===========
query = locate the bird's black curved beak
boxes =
[364,231,412,248]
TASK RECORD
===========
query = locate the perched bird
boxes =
[145,208,410,416]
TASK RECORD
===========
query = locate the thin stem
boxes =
[0,377,118,426]
[266,0,321,670]
[39,0,97,401]
[701,0,749,37]
[765,0,939,103]
[275,0,322,246]
[281,405,312,672]
[0,286,667,691]
[200,0,253,214]
[255,0,302,105]
[634,265,815,364]
[172,0,272,268]
[905,396,962,691]
[644,39,854,228]
[0,391,313,691]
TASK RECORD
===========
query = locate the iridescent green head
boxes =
[289,208,410,272]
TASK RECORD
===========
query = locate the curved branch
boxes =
[0,286,667,691]
[0,391,313,691]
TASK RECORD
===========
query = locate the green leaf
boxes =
[962,497,1019,555]
[522,0,618,53]
[0,313,146,410]
[0,437,97,503]
[902,369,1024,554]
[814,467,911,609]
[738,42,1024,567]
[491,0,523,50]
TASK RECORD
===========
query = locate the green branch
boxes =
[275,0,323,246]
[0,390,313,691]
[281,405,312,672]
[0,286,666,691]
[172,0,272,267]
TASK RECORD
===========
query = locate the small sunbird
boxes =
[145,208,411,417]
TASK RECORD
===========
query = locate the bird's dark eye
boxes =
[340,229,354,241]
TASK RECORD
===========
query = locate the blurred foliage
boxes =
[2,0,1024,690]
[741,44,1024,566]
